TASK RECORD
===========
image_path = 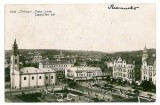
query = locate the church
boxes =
[10,39,56,89]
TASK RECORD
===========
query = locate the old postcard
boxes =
[4,4,156,102]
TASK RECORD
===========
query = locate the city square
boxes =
[4,4,156,103]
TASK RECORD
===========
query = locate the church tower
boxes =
[10,39,20,89]
[142,45,149,62]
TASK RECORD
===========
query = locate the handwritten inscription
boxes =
[9,10,55,16]
[108,4,139,10]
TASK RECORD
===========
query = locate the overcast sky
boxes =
[5,4,156,52]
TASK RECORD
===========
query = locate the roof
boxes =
[143,45,148,53]
[20,67,56,74]
[116,54,134,64]
[66,66,101,72]
[40,59,74,64]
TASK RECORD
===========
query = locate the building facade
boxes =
[65,66,102,80]
[141,46,156,85]
[39,59,74,82]
[10,39,56,89]
[113,56,135,81]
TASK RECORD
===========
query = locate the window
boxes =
[39,76,42,79]
[32,76,34,80]
[24,77,26,80]
[51,76,53,79]
[149,72,152,76]
[149,67,152,70]
[149,78,152,81]
[46,76,48,79]
[15,59,17,64]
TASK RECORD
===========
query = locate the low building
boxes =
[19,67,56,88]
[65,66,102,81]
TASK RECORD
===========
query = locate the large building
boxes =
[10,39,56,89]
[113,55,135,81]
[39,59,74,82]
[141,46,156,85]
[65,66,102,81]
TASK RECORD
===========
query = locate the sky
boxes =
[5,4,156,52]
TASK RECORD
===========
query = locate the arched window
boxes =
[39,76,42,79]
[24,77,26,80]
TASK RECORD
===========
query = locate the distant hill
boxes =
[5,48,156,62]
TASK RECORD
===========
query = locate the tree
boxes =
[133,89,140,96]
[105,76,111,82]
[140,80,155,91]
[117,79,122,85]
[5,67,10,82]
[122,80,128,86]
[110,78,116,84]
[74,62,80,66]
[68,80,78,89]
[131,81,136,86]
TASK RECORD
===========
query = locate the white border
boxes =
[0,0,160,105]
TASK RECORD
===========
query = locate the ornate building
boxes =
[141,46,156,85]
[10,39,56,89]
[112,55,135,82]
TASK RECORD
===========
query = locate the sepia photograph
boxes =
[4,4,156,102]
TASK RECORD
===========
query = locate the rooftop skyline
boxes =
[5,4,156,52]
